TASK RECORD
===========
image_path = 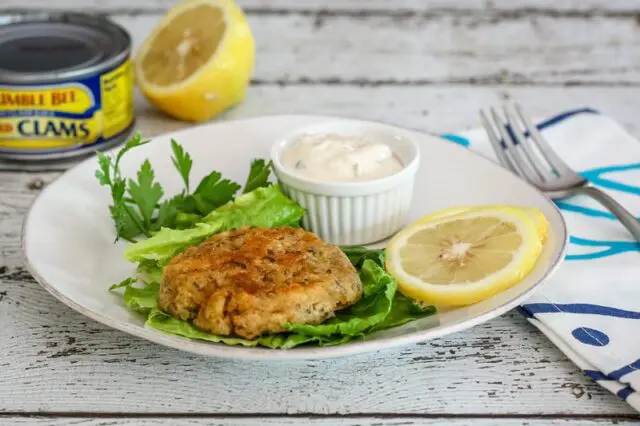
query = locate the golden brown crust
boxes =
[158,226,362,339]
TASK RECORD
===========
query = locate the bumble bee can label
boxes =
[0,13,134,161]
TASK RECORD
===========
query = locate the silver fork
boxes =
[481,103,640,242]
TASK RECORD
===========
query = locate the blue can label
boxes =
[0,59,134,153]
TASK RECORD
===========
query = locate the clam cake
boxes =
[159,226,362,339]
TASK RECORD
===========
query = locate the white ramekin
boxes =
[270,119,420,246]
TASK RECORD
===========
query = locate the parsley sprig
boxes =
[96,133,273,242]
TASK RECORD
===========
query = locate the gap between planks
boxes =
[247,80,640,87]
[1,7,640,17]
[1,412,639,419]
[0,411,640,420]
[1,416,639,426]
[1,0,640,15]
[4,7,640,86]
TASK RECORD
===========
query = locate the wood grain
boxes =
[0,0,638,12]
[1,279,634,415]
[2,6,640,85]
[0,275,636,415]
[109,12,640,86]
[2,416,640,426]
[1,0,638,421]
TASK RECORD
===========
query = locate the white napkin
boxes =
[443,108,640,411]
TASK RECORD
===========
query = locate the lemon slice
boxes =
[420,205,549,243]
[135,0,255,122]
[385,206,545,306]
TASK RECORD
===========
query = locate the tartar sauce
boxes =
[281,133,404,182]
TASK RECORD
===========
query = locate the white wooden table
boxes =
[1,0,640,424]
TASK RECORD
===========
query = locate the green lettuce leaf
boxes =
[124,282,160,313]
[286,249,436,341]
[146,308,317,349]
[109,277,158,314]
[124,184,305,264]
[146,308,260,347]
[137,261,164,284]
[372,293,437,331]
[340,246,386,268]
[285,258,396,337]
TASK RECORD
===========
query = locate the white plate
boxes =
[22,115,567,361]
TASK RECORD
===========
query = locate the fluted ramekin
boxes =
[270,120,420,246]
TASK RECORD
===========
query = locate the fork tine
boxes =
[489,107,541,183]
[503,104,548,182]
[514,103,574,175]
[480,110,517,173]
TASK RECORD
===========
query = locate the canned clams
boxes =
[0,13,134,161]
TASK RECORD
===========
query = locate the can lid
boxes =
[0,13,131,83]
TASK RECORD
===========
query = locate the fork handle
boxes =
[576,185,640,242]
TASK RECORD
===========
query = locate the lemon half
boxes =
[135,0,255,122]
[385,206,547,306]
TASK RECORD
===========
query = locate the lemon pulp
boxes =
[135,0,255,122]
[385,206,547,306]
[420,205,549,243]
[141,5,227,86]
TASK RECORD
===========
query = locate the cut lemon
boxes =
[385,206,545,306]
[419,205,549,243]
[135,0,255,122]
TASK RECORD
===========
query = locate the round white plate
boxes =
[22,115,567,360]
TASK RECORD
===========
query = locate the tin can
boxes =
[0,13,134,161]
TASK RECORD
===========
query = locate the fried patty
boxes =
[158,226,362,339]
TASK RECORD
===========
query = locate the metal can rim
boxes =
[0,12,132,83]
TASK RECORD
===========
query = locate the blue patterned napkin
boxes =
[443,108,640,410]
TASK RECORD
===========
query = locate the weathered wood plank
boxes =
[3,85,640,172]
[117,12,640,85]
[1,0,639,12]
[3,86,640,415]
[2,9,639,85]
[132,85,640,138]
[0,0,636,419]
[0,264,636,414]
[1,284,633,415]
[2,416,640,426]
